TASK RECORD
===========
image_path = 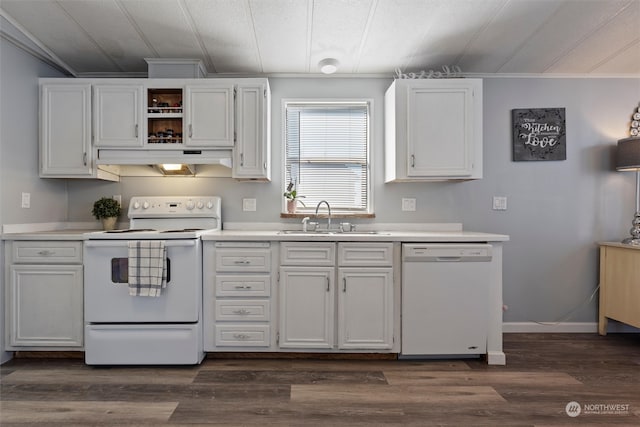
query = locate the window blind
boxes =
[285,102,369,212]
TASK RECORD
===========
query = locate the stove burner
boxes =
[105,229,156,233]
[160,228,204,233]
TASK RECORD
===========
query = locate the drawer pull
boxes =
[232,309,251,315]
[233,333,250,340]
[234,259,251,265]
[37,250,55,256]
[233,285,253,289]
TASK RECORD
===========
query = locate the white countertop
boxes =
[201,229,509,242]
[2,222,509,243]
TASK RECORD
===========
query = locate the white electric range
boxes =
[83,196,221,365]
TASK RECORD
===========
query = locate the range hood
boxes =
[96,149,233,169]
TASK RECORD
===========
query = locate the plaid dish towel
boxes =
[127,240,167,297]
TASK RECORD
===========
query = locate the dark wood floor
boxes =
[1,333,639,426]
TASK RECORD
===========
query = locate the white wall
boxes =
[0,35,68,225]
[67,76,640,327]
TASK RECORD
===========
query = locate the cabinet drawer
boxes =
[12,241,83,264]
[338,243,394,267]
[215,274,271,297]
[280,242,335,266]
[215,249,271,272]
[215,300,270,321]
[215,325,270,347]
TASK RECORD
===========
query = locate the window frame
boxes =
[281,98,374,216]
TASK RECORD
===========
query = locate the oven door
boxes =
[84,239,201,323]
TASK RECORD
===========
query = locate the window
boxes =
[284,101,370,214]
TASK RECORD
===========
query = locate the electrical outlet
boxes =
[113,195,122,205]
[243,198,257,212]
[21,192,31,209]
[492,196,507,211]
[402,198,416,212]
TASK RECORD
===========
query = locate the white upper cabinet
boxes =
[232,82,271,181]
[93,84,144,147]
[184,84,234,147]
[385,79,483,182]
[40,83,93,178]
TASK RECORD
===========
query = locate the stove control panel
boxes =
[128,196,221,219]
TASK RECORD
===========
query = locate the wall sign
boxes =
[512,108,566,161]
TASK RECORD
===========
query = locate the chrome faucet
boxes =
[315,200,332,230]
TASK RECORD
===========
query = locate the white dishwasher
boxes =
[401,243,493,358]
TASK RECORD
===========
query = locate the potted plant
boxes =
[92,197,122,231]
[283,182,305,213]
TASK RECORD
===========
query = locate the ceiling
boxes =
[1,0,639,77]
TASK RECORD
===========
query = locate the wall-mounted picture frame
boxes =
[512,108,566,161]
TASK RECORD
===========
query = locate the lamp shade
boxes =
[616,137,640,171]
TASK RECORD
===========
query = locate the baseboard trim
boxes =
[503,322,598,333]
[503,321,640,333]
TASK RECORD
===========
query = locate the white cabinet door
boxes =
[232,82,271,180]
[93,84,144,147]
[385,79,482,182]
[407,84,474,177]
[184,85,234,147]
[279,266,335,349]
[40,83,93,177]
[338,268,394,349]
[8,264,83,347]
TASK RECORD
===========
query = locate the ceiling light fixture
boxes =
[318,58,339,74]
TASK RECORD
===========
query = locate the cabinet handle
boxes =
[37,250,54,256]
[82,152,87,166]
[411,154,415,168]
[135,124,138,138]
[233,285,253,290]
[234,259,250,264]
[343,277,346,292]
[233,309,250,315]
[233,86,238,143]
[326,277,330,292]
[263,162,267,170]
[189,124,193,138]
[240,153,244,166]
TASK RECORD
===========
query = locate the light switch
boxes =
[243,198,257,212]
[21,192,31,208]
[402,198,416,211]
[492,196,507,211]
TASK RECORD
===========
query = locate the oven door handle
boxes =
[84,240,197,248]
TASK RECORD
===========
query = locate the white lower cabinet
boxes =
[338,268,393,349]
[279,266,335,348]
[279,242,395,351]
[4,241,84,349]
[204,242,276,351]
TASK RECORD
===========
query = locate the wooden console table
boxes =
[598,242,640,335]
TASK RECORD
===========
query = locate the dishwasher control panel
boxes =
[402,244,492,262]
